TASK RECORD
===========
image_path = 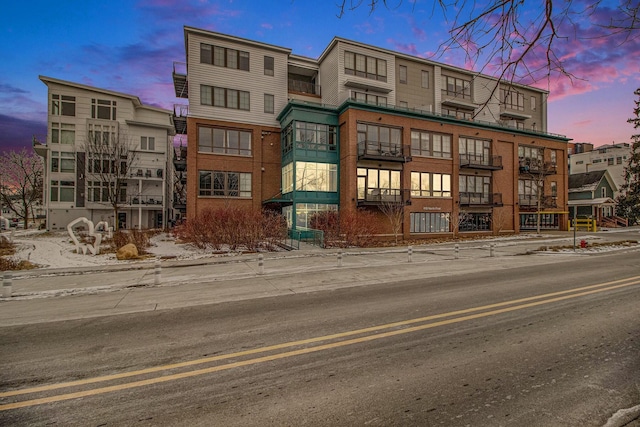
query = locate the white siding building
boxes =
[37,76,175,230]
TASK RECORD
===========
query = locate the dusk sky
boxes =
[1,0,638,153]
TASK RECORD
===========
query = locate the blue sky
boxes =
[1,0,638,153]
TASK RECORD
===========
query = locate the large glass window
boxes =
[198,126,251,156]
[51,123,75,145]
[350,91,387,106]
[500,88,525,111]
[296,162,337,192]
[282,163,293,194]
[459,137,492,164]
[357,168,401,201]
[411,130,452,158]
[52,94,76,116]
[201,43,249,71]
[459,212,491,231]
[293,203,338,229]
[91,99,117,120]
[441,76,471,99]
[357,123,402,156]
[199,171,251,197]
[459,175,491,204]
[410,172,451,197]
[399,65,407,84]
[201,85,250,111]
[344,51,387,82]
[410,212,450,233]
[518,179,539,206]
[294,122,337,151]
[50,180,75,202]
[50,151,75,173]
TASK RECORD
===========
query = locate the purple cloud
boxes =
[0,114,47,153]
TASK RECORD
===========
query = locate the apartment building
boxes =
[36,76,175,230]
[569,143,630,196]
[173,27,570,238]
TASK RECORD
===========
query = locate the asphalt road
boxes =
[1,248,639,426]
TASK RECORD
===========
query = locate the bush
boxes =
[107,229,152,254]
[176,207,287,252]
[310,209,379,248]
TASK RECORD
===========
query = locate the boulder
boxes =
[116,243,139,260]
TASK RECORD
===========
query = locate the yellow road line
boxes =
[1,276,639,410]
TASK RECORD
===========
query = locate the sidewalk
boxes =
[0,230,637,326]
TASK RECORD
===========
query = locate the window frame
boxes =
[198,170,252,197]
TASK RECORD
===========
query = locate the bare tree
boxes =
[379,193,404,244]
[80,128,138,231]
[335,0,639,86]
[0,149,43,229]
[518,154,555,234]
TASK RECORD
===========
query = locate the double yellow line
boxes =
[2,275,639,411]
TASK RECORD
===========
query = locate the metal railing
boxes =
[288,79,321,96]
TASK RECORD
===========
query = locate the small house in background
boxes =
[568,170,626,227]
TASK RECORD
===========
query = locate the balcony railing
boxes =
[519,159,557,175]
[358,141,411,162]
[129,195,163,206]
[172,62,188,98]
[459,192,503,206]
[459,154,503,170]
[358,189,410,206]
[288,79,321,96]
[518,195,557,208]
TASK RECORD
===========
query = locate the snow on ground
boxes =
[5,230,210,270]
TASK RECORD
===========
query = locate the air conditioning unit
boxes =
[157,169,163,178]
[145,169,152,177]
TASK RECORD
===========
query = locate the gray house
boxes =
[568,170,619,226]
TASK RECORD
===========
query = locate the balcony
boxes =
[130,195,164,206]
[288,79,321,96]
[519,159,557,175]
[172,62,188,98]
[518,195,557,208]
[173,104,188,135]
[358,141,411,162]
[459,192,503,207]
[358,189,410,206]
[459,154,503,170]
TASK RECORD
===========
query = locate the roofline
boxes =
[183,26,292,55]
[317,36,549,95]
[38,75,172,114]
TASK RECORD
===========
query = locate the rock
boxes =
[116,243,139,260]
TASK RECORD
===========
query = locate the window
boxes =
[601,187,607,198]
[198,126,252,156]
[293,122,337,151]
[289,203,338,229]
[459,137,492,164]
[518,145,544,170]
[357,168,401,201]
[421,70,429,88]
[264,94,274,114]
[411,130,452,158]
[442,76,471,99]
[399,65,407,84]
[399,101,408,109]
[200,43,249,71]
[350,91,387,106]
[410,212,450,233]
[50,180,75,202]
[51,151,75,173]
[51,123,75,144]
[357,123,402,156]
[518,179,539,205]
[140,136,155,151]
[201,85,250,110]
[442,107,473,120]
[459,213,491,231]
[51,94,75,116]
[91,99,117,120]
[87,122,117,147]
[199,171,251,197]
[88,181,126,203]
[550,150,557,166]
[282,163,293,194]
[617,157,623,164]
[500,89,525,111]
[551,181,558,198]
[264,56,274,76]
[608,157,614,165]
[576,160,584,165]
[410,172,451,197]
[344,51,387,82]
[295,162,338,192]
[459,175,490,203]
[531,96,537,111]
[593,159,602,163]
